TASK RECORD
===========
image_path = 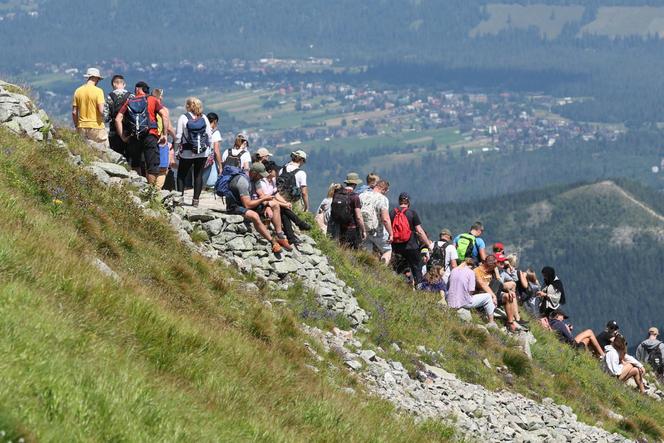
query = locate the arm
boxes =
[518,270,528,290]
[624,354,643,369]
[474,272,497,301]
[301,186,309,212]
[414,225,431,247]
[380,207,393,242]
[71,105,78,128]
[635,343,645,363]
[213,140,222,171]
[239,194,272,210]
[605,349,621,376]
[354,207,366,239]
[157,108,169,143]
[478,247,487,262]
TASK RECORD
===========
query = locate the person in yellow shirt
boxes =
[72,68,108,147]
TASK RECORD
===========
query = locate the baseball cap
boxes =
[493,242,504,251]
[250,162,268,178]
[606,320,619,331]
[552,308,569,319]
[236,133,248,141]
[291,150,307,161]
[256,148,272,157]
[440,228,452,237]
[344,172,363,185]
[649,327,659,336]
[398,192,410,201]
[84,67,104,80]
[495,252,508,262]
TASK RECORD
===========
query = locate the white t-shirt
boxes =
[260,177,277,195]
[436,241,458,285]
[360,190,388,233]
[283,162,307,188]
[175,112,213,159]
[211,129,222,146]
[222,147,251,170]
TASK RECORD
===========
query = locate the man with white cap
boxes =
[277,149,309,212]
[72,68,108,147]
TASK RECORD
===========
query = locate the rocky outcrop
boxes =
[163,194,368,327]
[304,325,630,443]
[0,80,52,141]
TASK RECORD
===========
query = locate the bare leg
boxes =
[575,329,605,356]
[381,250,392,264]
[268,201,284,233]
[147,173,158,185]
[244,210,273,242]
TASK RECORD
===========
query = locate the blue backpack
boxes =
[215,165,247,198]
[125,95,153,137]
[184,113,210,154]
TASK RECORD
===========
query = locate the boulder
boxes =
[186,208,217,222]
[91,161,130,178]
[456,308,472,322]
[86,165,111,186]
[203,219,225,236]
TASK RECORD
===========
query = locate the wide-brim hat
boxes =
[344,172,363,185]
[84,67,104,80]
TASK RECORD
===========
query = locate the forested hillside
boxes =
[418,178,664,346]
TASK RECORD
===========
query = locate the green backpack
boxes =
[456,233,476,261]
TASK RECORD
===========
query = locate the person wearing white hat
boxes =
[252,147,273,165]
[72,67,108,147]
[277,149,309,211]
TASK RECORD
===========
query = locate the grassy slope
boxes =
[0,126,455,442]
[307,230,664,441]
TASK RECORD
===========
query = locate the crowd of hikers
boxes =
[72,68,663,393]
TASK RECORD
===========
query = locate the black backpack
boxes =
[430,241,449,267]
[276,166,302,200]
[224,148,246,168]
[330,189,354,226]
[648,343,664,375]
[108,91,130,121]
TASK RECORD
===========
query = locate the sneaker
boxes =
[494,307,507,318]
[192,199,200,208]
[297,221,312,231]
[271,242,282,254]
[276,237,293,251]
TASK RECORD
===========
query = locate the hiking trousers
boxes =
[394,248,423,285]
[178,157,206,200]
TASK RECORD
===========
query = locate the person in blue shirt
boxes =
[548,309,605,357]
[454,221,487,264]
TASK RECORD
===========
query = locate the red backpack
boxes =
[392,207,412,244]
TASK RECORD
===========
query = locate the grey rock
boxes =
[186,209,217,222]
[345,360,362,371]
[87,165,110,185]
[456,308,472,322]
[203,219,225,236]
[359,350,377,363]
[92,258,119,282]
[391,343,401,352]
[91,161,130,178]
[273,259,300,275]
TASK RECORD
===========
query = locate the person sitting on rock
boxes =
[225,162,291,254]
[474,254,525,332]
[548,309,605,357]
[446,258,496,326]
[418,264,446,303]
[596,320,620,350]
[604,335,646,394]
[261,161,310,246]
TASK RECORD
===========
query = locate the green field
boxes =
[471,4,584,39]
[304,127,464,152]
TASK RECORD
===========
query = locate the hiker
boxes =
[262,161,310,246]
[201,112,223,189]
[175,97,213,207]
[474,254,525,332]
[217,162,291,253]
[635,327,664,378]
[105,74,130,156]
[492,242,505,254]
[548,309,605,356]
[252,147,273,165]
[604,335,646,394]
[277,150,309,212]
[454,222,487,264]
[152,88,175,190]
[537,266,565,319]
[222,133,251,171]
[596,321,620,350]
[447,258,496,326]
[355,172,380,194]
[115,81,169,184]
[329,173,366,249]
[430,228,458,286]
[418,264,446,302]
[360,179,393,263]
[72,67,108,148]
[316,183,341,232]
[522,268,542,318]
[390,192,432,286]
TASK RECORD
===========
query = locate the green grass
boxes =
[0,126,456,442]
[305,218,664,441]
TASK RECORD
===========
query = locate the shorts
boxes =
[225,193,248,216]
[77,127,109,145]
[363,229,391,253]
[126,134,160,174]
[159,144,170,169]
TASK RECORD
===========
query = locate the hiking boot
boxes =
[192,199,200,208]
[276,237,293,251]
[516,319,529,326]
[271,242,282,254]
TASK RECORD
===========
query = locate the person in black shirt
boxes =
[596,320,620,350]
[389,192,432,286]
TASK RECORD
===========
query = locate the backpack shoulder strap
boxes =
[185,112,193,122]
